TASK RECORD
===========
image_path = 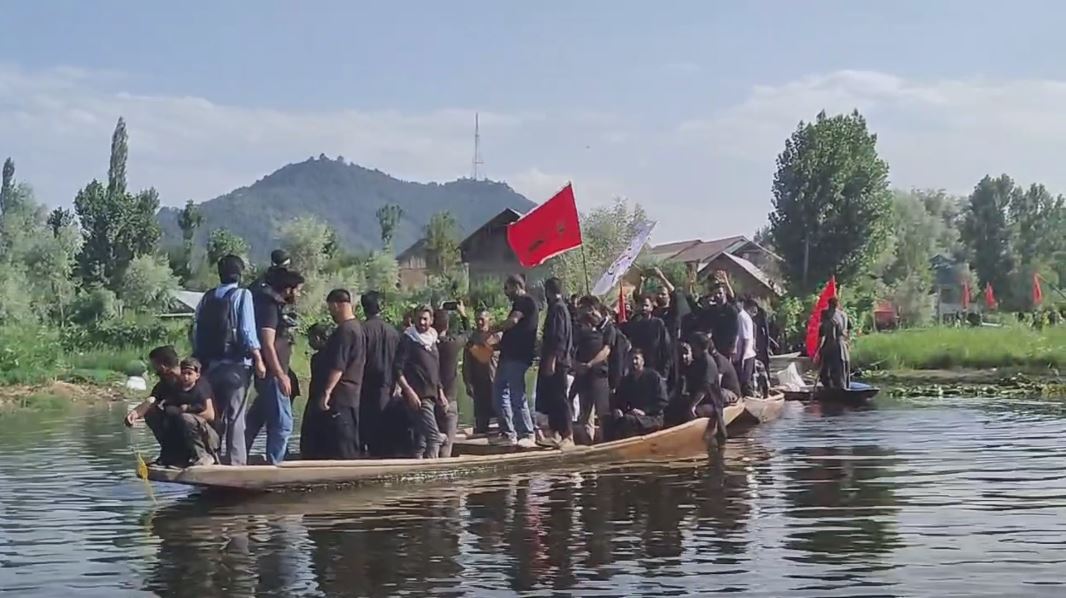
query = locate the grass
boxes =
[851,325,1066,371]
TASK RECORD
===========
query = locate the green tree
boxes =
[550,199,651,295]
[768,110,892,295]
[960,175,1015,302]
[46,207,75,238]
[424,211,461,276]
[0,157,14,214]
[363,251,399,292]
[376,204,404,250]
[206,228,250,266]
[279,216,334,276]
[176,200,203,282]
[75,118,162,288]
[119,254,178,313]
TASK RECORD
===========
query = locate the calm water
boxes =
[4,395,1066,597]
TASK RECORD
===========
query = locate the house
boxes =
[397,238,430,289]
[160,289,204,318]
[458,208,529,283]
[650,235,784,299]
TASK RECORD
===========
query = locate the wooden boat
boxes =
[736,392,786,426]
[782,382,879,404]
[148,408,736,492]
[453,398,750,457]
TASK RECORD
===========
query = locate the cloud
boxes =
[6,63,1066,244]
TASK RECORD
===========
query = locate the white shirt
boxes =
[737,309,757,360]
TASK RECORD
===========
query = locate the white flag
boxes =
[591,221,657,296]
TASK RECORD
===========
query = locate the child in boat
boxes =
[125,350,219,467]
[300,322,334,460]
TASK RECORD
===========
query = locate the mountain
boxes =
[157,155,535,261]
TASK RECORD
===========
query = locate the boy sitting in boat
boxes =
[124,348,220,467]
[607,348,669,441]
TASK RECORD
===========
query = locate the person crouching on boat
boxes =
[608,348,669,441]
[675,333,727,446]
[125,349,219,467]
[395,305,446,459]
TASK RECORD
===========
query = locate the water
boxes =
[4,396,1066,597]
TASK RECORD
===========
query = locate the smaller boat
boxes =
[782,382,879,404]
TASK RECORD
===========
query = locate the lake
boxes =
[3,395,1066,597]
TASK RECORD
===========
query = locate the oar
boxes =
[127,430,158,505]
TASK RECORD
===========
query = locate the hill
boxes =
[157,155,535,261]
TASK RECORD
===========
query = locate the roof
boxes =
[647,239,702,260]
[669,236,749,264]
[701,252,784,296]
[168,290,203,312]
[458,208,523,252]
[396,238,427,261]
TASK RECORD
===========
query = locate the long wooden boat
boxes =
[737,392,786,425]
[453,398,750,457]
[782,382,879,404]
[147,407,737,492]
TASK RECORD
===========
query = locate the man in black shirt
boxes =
[536,277,573,448]
[316,289,367,460]
[358,291,402,457]
[125,349,219,467]
[681,332,728,445]
[395,305,445,459]
[570,295,612,445]
[490,274,538,447]
[639,266,691,397]
[434,301,470,457]
[247,269,304,464]
[622,295,673,381]
[609,348,669,441]
[693,281,740,359]
[463,311,499,435]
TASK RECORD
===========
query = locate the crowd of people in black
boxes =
[125,255,776,467]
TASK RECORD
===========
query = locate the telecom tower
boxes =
[471,112,484,180]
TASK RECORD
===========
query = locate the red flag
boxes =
[984,282,997,310]
[961,280,971,311]
[506,183,582,268]
[805,277,837,358]
[1033,273,1044,306]
[616,285,628,323]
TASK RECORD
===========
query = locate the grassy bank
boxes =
[851,326,1066,371]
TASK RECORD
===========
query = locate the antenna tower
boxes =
[472,112,484,180]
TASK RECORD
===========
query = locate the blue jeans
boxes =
[246,376,294,464]
[494,359,534,441]
[205,362,252,465]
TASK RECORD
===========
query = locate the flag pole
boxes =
[580,244,591,295]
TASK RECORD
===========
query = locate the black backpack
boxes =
[194,287,241,366]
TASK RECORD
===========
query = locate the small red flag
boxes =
[616,285,628,323]
[1033,273,1044,306]
[805,277,837,358]
[961,280,971,311]
[506,183,582,268]
[984,282,997,310]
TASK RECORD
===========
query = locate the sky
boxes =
[3,1,1066,244]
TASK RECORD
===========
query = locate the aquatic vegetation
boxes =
[852,326,1066,371]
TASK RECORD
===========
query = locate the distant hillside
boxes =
[158,155,535,261]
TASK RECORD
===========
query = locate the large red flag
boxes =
[616,285,628,323]
[1033,273,1044,306]
[961,280,971,311]
[805,277,837,358]
[506,183,582,268]
[984,282,997,310]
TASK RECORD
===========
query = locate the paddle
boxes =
[127,430,157,505]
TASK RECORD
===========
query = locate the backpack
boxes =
[194,287,241,366]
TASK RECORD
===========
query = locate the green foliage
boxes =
[549,199,651,296]
[363,251,399,292]
[960,175,1016,303]
[0,157,13,213]
[852,326,1066,371]
[376,204,404,250]
[175,200,203,283]
[769,110,892,295]
[68,286,119,325]
[206,227,249,266]
[119,254,178,313]
[424,211,461,276]
[279,216,333,275]
[62,316,185,351]
[0,324,63,383]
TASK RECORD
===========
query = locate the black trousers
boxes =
[468,370,495,434]
[359,385,391,457]
[436,400,459,458]
[609,412,664,441]
[378,396,415,458]
[414,397,442,459]
[538,368,571,438]
[300,398,333,460]
[327,404,360,460]
[145,407,219,466]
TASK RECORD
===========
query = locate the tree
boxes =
[176,200,203,282]
[0,157,14,214]
[75,118,162,288]
[46,208,75,238]
[960,175,1015,302]
[768,110,892,295]
[424,211,461,276]
[206,228,250,266]
[376,204,404,250]
[279,216,334,276]
[119,254,178,313]
[550,199,651,295]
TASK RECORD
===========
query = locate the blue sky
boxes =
[3,1,1066,242]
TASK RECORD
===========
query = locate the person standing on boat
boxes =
[300,322,333,460]
[489,274,539,448]
[536,277,573,448]
[463,311,499,436]
[621,295,673,382]
[246,268,305,464]
[316,289,367,460]
[817,297,850,390]
[609,348,669,440]
[395,305,445,459]
[735,297,757,396]
[191,255,265,466]
[434,302,470,457]
[640,266,691,398]
[358,291,402,457]
[567,295,613,445]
